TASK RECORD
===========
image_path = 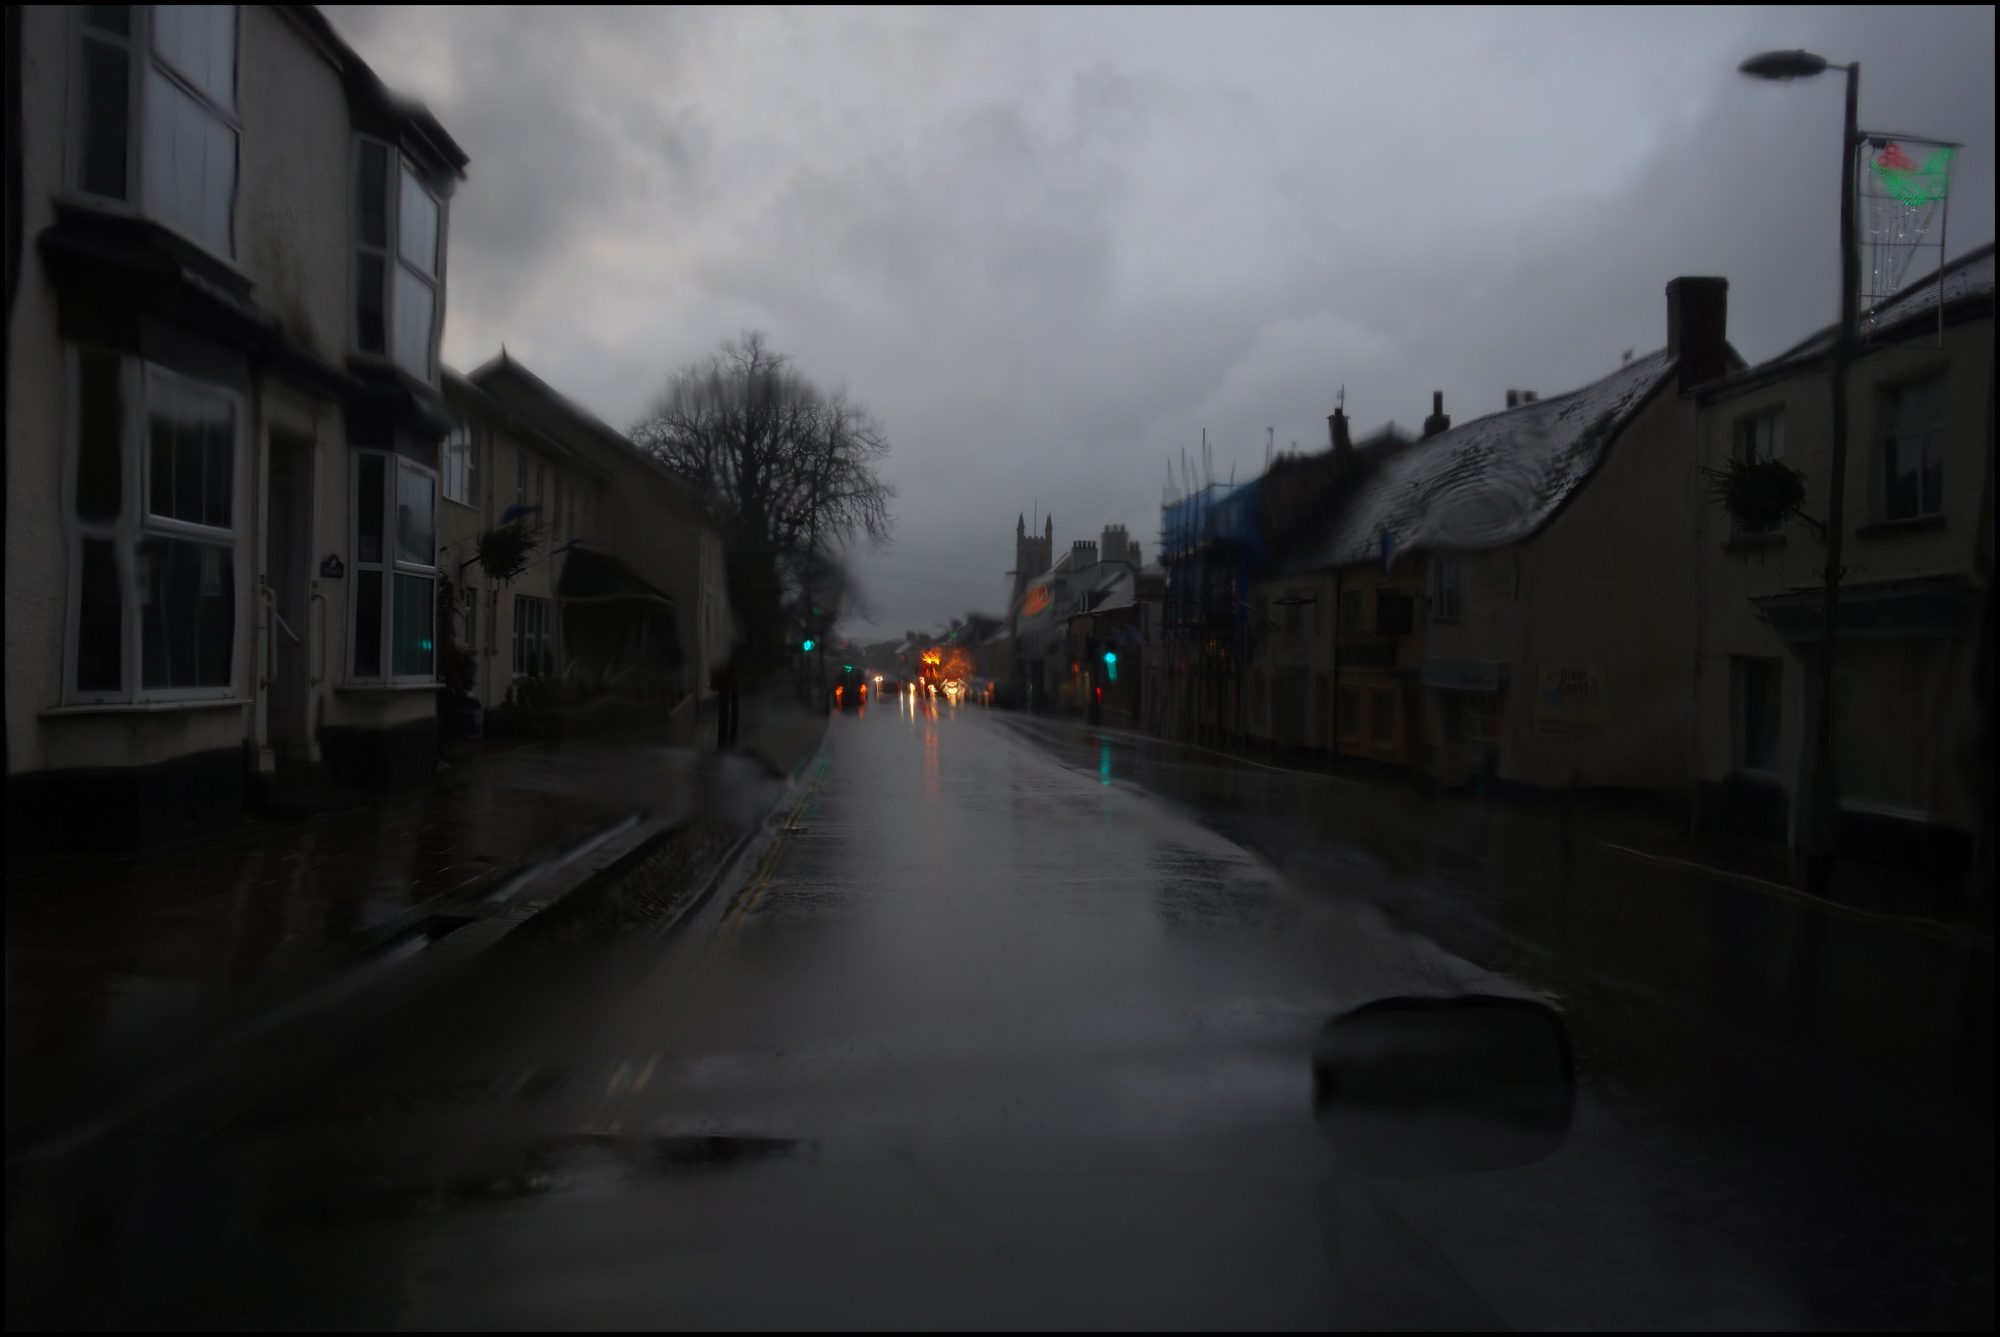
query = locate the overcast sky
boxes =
[323,5,1994,640]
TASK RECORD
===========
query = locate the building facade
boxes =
[458,353,730,736]
[1239,278,1742,801]
[1691,244,1993,883]
[8,5,467,849]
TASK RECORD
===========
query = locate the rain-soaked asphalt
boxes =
[7,696,1992,1329]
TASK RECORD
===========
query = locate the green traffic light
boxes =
[802,639,816,652]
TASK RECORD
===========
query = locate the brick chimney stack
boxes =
[1422,391,1451,438]
[1667,276,1730,389]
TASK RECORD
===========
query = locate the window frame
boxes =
[350,135,447,380]
[1730,406,1788,536]
[512,593,554,679]
[1432,555,1462,622]
[441,421,477,508]
[348,448,440,684]
[70,5,242,260]
[63,347,243,705]
[1877,371,1948,522]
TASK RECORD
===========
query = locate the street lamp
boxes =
[1739,49,1858,894]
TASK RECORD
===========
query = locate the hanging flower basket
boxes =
[1705,457,1808,534]
[476,521,537,584]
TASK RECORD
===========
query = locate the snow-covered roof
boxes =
[1283,347,1679,569]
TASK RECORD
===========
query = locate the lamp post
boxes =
[1739,49,1858,894]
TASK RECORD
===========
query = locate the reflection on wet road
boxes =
[6,699,1991,1328]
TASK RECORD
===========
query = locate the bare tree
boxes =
[631,334,894,670]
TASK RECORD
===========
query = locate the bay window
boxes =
[66,347,239,702]
[74,5,239,259]
[351,451,438,680]
[354,138,444,379]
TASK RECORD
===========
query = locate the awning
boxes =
[556,548,675,608]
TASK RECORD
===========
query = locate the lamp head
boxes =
[1739,49,1830,81]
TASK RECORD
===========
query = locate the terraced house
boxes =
[1691,244,1993,885]
[6,6,467,849]
[1242,278,1744,799]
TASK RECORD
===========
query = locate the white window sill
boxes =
[334,682,442,695]
[41,697,250,717]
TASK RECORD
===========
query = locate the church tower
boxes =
[1011,512,1053,611]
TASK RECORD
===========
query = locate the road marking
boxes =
[577,757,830,1135]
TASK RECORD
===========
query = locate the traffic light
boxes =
[1103,650,1118,682]
[802,639,816,652]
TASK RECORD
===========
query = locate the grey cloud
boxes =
[322,5,1992,638]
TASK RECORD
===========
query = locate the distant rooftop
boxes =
[1283,347,1680,570]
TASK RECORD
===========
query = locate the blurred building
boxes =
[1008,521,1149,715]
[1234,278,1743,802]
[448,352,730,740]
[7,6,466,848]
[1690,243,1993,886]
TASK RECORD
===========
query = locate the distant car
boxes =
[836,664,867,711]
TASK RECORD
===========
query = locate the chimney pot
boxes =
[1422,391,1451,439]
[1506,390,1520,409]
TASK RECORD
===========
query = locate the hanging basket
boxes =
[1706,457,1806,533]
[476,521,537,584]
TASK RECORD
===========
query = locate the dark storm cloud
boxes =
[322,6,1994,636]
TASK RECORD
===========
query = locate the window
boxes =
[1340,589,1364,633]
[1371,690,1396,747]
[1732,408,1787,534]
[442,423,476,507]
[74,6,238,258]
[1281,593,1304,645]
[1337,686,1361,739]
[351,451,437,679]
[1881,375,1945,520]
[353,141,444,379]
[1733,657,1781,774]
[513,595,553,678]
[66,348,238,700]
[1433,556,1462,621]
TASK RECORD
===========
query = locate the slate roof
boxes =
[1767,241,1995,369]
[1281,347,1681,570]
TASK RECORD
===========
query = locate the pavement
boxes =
[5,693,1992,1328]
[5,687,824,1149]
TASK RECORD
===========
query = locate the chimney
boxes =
[1328,405,1352,455]
[1525,391,1538,403]
[1073,539,1098,567]
[1666,277,1729,389]
[1506,390,1519,409]
[1422,390,1451,438]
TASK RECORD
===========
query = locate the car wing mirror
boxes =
[1313,994,1574,1176]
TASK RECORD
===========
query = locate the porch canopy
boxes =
[557,549,684,700]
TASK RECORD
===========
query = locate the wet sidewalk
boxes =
[4,734,706,1135]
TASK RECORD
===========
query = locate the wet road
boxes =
[7,697,1992,1328]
